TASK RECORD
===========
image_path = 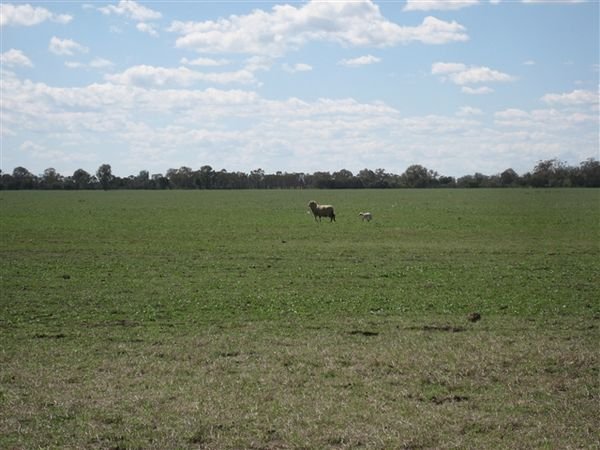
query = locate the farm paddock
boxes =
[1,189,598,449]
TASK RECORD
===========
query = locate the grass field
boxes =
[1,189,598,449]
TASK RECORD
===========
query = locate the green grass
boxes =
[1,189,599,449]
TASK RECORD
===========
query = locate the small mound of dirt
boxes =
[467,312,481,322]
[349,330,379,337]
[407,325,465,333]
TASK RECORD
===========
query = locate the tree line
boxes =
[1,158,599,190]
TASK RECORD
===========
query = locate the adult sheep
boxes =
[308,200,336,222]
[359,212,372,222]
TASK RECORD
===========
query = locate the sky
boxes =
[1,0,598,178]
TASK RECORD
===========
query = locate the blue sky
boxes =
[1,0,598,178]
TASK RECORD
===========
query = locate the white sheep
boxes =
[308,200,336,222]
[359,212,373,222]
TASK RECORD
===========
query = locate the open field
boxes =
[1,189,599,449]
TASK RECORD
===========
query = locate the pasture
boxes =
[1,189,598,449]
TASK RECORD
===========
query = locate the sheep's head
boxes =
[308,200,318,211]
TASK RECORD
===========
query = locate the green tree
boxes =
[72,169,92,189]
[12,166,36,189]
[96,164,114,190]
[196,165,215,189]
[41,168,63,189]
[401,165,437,188]
[579,158,600,187]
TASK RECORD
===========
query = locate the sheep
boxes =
[308,200,336,222]
[359,212,373,222]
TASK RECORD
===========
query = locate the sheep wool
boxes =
[308,200,336,222]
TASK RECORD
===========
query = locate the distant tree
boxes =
[401,165,437,188]
[41,168,63,189]
[96,164,114,190]
[196,165,215,189]
[311,171,334,189]
[578,158,600,187]
[151,173,170,189]
[134,170,150,189]
[374,168,393,188]
[531,159,570,187]
[333,169,360,188]
[0,170,14,189]
[500,168,519,187]
[72,169,92,189]
[457,173,489,188]
[357,168,377,188]
[249,168,265,189]
[167,166,194,189]
[438,175,456,187]
[12,166,36,189]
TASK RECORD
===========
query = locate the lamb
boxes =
[359,212,373,222]
[308,200,336,222]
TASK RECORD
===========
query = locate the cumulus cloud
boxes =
[431,62,467,74]
[136,22,159,37]
[456,106,483,116]
[2,69,597,177]
[461,86,494,95]
[522,0,586,3]
[98,0,161,22]
[0,49,33,67]
[339,55,381,67]
[432,61,515,85]
[168,1,468,56]
[181,57,230,67]
[0,3,72,26]
[541,89,598,105]
[104,65,258,87]
[65,58,114,70]
[282,63,313,73]
[49,37,89,56]
[433,62,514,95]
[404,0,480,11]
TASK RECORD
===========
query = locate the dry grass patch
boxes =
[1,315,598,449]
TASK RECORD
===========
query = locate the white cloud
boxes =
[431,62,467,74]
[456,106,483,116]
[339,55,381,67]
[522,0,586,3]
[66,58,114,70]
[98,0,161,22]
[494,107,597,129]
[451,66,515,85]
[20,140,45,153]
[168,1,468,56]
[2,70,597,177]
[282,63,313,73]
[65,62,84,69]
[541,89,598,105]
[136,22,159,37]
[181,57,230,67]
[49,37,89,56]
[432,62,515,85]
[523,60,536,65]
[404,0,480,11]
[0,49,33,67]
[0,3,72,26]
[461,86,494,95]
[433,62,514,95]
[104,65,258,86]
